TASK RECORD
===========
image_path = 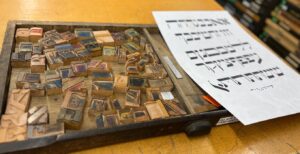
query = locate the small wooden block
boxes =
[45,79,62,95]
[125,89,141,108]
[93,30,114,46]
[128,76,148,91]
[114,75,128,93]
[55,44,80,65]
[58,66,75,78]
[117,47,127,64]
[102,46,118,62]
[23,82,45,97]
[19,42,33,53]
[44,29,57,38]
[72,43,86,53]
[137,54,152,72]
[11,52,31,68]
[125,65,139,75]
[55,43,73,53]
[162,100,187,116]
[31,54,46,73]
[92,71,113,81]
[29,27,43,42]
[41,30,67,48]
[45,50,64,70]
[45,69,62,95]
[15,28,29,43]
[146,88,161,101]
[102,114,119,128]
[111,99,123,110]
[57,108,83,129]
[5,89,31,115]
[39,37,56,49]
[88,98,112,117]
[27,123,64,139]
[74,28,94,40]
[58,91,87,129]
[92,81,114,97]
[27,105,49,125]
[117,109,134,125]
[145,44,159,63]
[139,36,147,50]
[80,38,102,57]
[144,64,167,79]
[61,91,87,111]
[72,43,91,61]
[32,43,43,55]
[16,72,41,89]
[159,91,174,100]
[87,60,111,74]
[124,28,140,41]
[71,61,88,77]
[122,42,141,54]
[95,114,105,128]
[57,50,79,65]
[0,113,28,128]
[62,77,87,94]
[148,77,174,92]
[111,32,127,46]
[45,70,60,80]
[133,108,150,122]
[74,48,91,62]
[144,100,169,119]
[61,31,77,44]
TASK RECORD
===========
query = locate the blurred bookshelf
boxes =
[216,0,300,72]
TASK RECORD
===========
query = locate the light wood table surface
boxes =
[0,0,300,153]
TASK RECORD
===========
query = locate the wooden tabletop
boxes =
[0,0,300,153]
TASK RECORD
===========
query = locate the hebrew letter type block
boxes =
[144,100,169,120]
[31,54,46,73]
[58,91,86,129]
[29,27,43,42]
[27,106,49,125]
[15,28,29,43]
[88,98,112,117]
[71,61,88,77]
[114,75,128,93]
[102,46,118,62]
[16,72,41,89]
[45,70,62,95]
[133,108,150,122]
[11,52,31,68]
[125,89,141,108]
[92,81,114,97]
[93,30,114,46]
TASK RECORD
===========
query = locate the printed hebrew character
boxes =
[209,81,230,92]
[273,67,284,76]
[252,71,263,80]
[165,20,178,29]
[263,69,275,79]
[185,50,198,60]
[244,73,255,82]
[231,75,243,85]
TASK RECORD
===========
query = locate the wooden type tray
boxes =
[0,21,231,153]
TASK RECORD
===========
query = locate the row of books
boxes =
[217,0,300,72]
[216,0,280,35]
[261,0,300,71]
